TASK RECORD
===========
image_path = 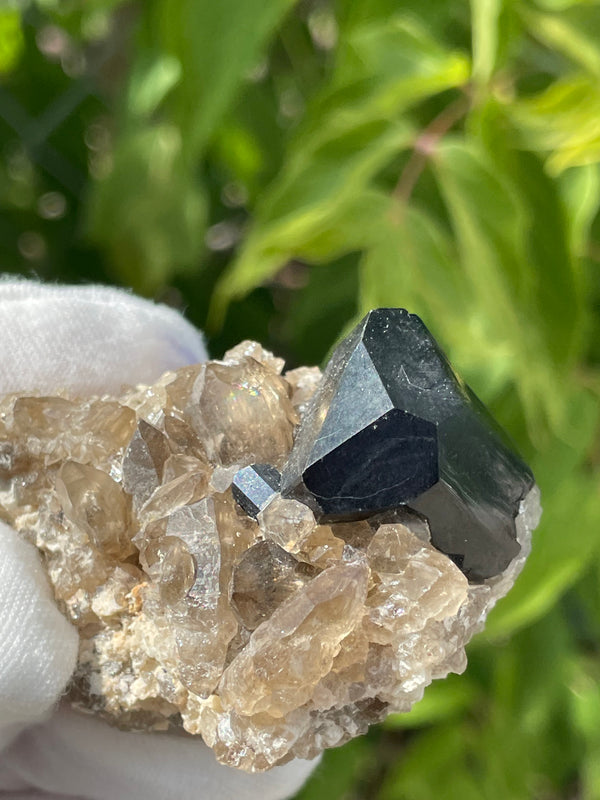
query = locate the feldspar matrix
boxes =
[0,309,540,772]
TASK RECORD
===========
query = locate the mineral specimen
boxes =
[0,319,541,773]
[281,308,535,580]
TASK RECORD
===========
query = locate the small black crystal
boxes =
[232,463,281,518]
[281,308,534,581]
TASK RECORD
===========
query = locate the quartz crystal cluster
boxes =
[0,309,541,772]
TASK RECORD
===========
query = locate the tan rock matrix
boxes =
[0,340,541,772]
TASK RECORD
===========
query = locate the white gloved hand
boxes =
[0,281,316,800]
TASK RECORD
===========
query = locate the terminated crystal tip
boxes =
[281,308,534,581]
[232,463,281,518]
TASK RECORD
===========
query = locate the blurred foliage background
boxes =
[1,0,600,796]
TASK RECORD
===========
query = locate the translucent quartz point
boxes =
[281,308,535,580]
[223,340,285,374]
[220,560,370,718]
[0,322,540,774]
[257,495,316,550]
[122,419,171,508]
[189,358,297,468]
[230,540,318,629]
[55,460,133,559]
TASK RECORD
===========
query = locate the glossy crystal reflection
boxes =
[281,308,534,580]
[232,463,281,518]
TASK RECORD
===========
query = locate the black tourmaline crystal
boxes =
[280,308,534,581]
[232,463,282,518]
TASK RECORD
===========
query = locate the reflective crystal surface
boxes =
[0,319,540,773]
[281,308,535,580]
[232,463,281,518]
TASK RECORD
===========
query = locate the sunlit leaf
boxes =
[0,9,23,74]
[509,150,587,366]
[127,54,181,118]
[559,163,600,255]
[521,5,600,77]
[432,140,579,435]
[210,125,412,325]
[359,207,501,392]
[379,724,483,800]
[210,16,470,324]
[150,0,300,156]
[470,0,502,84]
[512,76,600,173]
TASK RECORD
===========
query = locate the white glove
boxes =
[0,280,316,800]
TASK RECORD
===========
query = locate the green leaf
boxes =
[384,672,478,729]
[320,16,469,124]
[126,54,181,119]
[469,101,589,366]
[210,126,411,325]
[510,150,587,367]
[149,0,299,157]
[569,658,600,799]
[379,724,483,800]
[432,140,580,435]
[512,76,600,173]
[485,387,600,638]
[470,0,502,84]
[0,8,23,74]
[559,163,600,255]
[359,206,486,382]
[520,5,600,78]
[293,737,373,800]
[88,124,207,293]
[432,139,532,314]
[210,16,470,325]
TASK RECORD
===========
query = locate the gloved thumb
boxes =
[0,521,78,751]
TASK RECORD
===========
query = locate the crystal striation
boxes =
[281,308,535,580]
[0,316,541,773]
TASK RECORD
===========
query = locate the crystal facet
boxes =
[281,308,534,580]
[232,463,281,518]
[0,316,540,773]
[230,540,318,630]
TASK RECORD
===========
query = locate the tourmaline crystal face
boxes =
[0,311,540,773]
[231,463,281,518]
[281,309,535,580]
